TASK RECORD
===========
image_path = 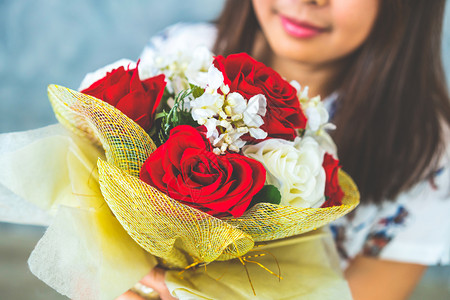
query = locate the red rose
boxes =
[81,64,166,132]
[321,153,344,208]
[140,125,266,218]
[213,53,307,141]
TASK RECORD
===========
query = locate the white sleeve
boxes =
[373,162,450,265]
[331,152,450,266]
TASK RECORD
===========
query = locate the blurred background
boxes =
[0,0,449,299]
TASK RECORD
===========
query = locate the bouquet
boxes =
[1,46,359,299]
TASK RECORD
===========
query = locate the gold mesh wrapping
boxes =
[48,84,156,178]
[98,159,254,268]
[48,84,359,269]
[222,171,359,243]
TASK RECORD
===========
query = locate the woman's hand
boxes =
[345,255,427,300]
[116,267,178,300]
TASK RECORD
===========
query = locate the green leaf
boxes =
[249,185,281,208]
[152,89,198,146]
[178,110,198,127]
[190,84,205,98]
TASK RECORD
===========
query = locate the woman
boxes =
[122,0,450,299]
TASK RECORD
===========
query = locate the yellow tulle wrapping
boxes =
[165,229,353,299]
[47,84,359,269]
[0,124,157,300]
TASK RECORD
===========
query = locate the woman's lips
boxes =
[279,15,327,38]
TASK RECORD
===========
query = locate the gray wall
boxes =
[445,2,450,87]
[0,1,449,299]
[0,0,224,133]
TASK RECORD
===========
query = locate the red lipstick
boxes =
[280,16,326,39]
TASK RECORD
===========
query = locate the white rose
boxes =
[243,137,326,208]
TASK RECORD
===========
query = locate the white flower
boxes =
[243,94,266,128]
[185,47,214,86]
[248,127,267,140]
[205,65,225,92]
[303,95,332,132]
[290,80,309,100]
[188,65,268,153]
[243,136,326,208]
[213,128,246,153]
[204,118,219,139]
[189,92,224,124]
[139,45,214,95]
[291,80,338,157]
[205,91,268,153]
[225,92,247,115]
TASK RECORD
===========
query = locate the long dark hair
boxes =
[214,0,450,204]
